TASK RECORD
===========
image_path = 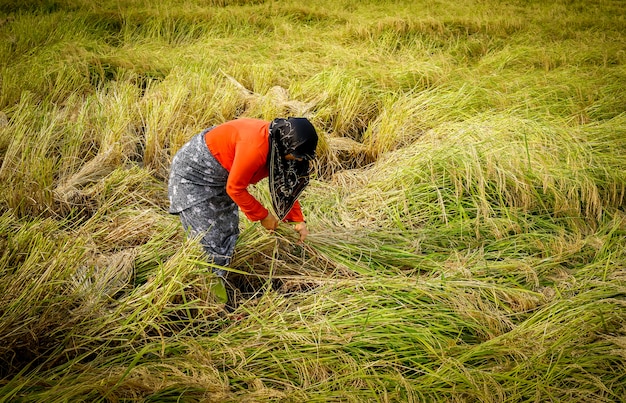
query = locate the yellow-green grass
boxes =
[1,0,625,401]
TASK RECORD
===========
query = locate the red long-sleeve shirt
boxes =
[205,118,304,222]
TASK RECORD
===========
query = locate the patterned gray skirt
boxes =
[168,129,239,275]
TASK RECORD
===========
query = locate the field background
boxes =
[1,0,625,401]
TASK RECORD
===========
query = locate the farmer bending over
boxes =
[168,117,318,303]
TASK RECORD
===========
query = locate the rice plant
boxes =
[1,0,625,401]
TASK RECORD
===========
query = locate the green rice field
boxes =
[0,0,625,401]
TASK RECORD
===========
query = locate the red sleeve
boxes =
[284,200,305,222]
[226,140,269,222]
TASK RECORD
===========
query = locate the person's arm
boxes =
[283,200,304,222]
[225,142,269,222]
[261,213,279,231]
[293,222,309,242]
[284,201,308,242]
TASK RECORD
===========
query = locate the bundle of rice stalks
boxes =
[70,248,138,306]
[228,225,338,300]
[53,147,121,217]
[321,136,374,175]
[221,70,322,118]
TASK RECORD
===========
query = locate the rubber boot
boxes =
[210,276,228,304]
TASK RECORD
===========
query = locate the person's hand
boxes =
[261,213,279,231]
[293,222,309,242]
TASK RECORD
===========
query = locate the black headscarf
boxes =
[268,117,318,220]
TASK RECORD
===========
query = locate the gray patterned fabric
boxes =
[178,203,238,275]
[168,128,238,277]
[168,128,228,213]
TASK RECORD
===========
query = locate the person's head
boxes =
[269,117,318,162]
[267,117,318,220]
